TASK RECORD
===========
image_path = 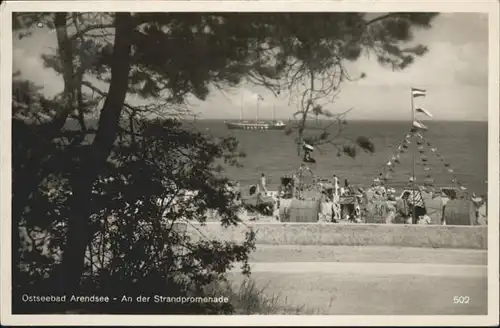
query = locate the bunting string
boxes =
[375,129,469,193]
[414,133,468,191]
[375,128,417,181]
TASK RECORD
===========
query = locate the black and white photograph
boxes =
[1,1,499,326]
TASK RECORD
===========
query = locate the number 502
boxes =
[453,296,470,304]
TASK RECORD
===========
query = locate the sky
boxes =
[13,12,489,121]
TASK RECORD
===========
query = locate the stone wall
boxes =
[185,222,487,249]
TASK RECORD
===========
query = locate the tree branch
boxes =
[69,23,116,41]
[49,12,76,136]
[365,13,399,26]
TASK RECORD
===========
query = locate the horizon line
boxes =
[190,118,489,123]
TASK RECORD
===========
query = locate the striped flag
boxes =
[415,107,433,118]
[409,189,425,208]
[302,142,314,152]
[412,88,426,98]
[412,120,428,131]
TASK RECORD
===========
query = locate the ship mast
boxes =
[256,97,260,122]
[240,93,243,122]
[272,104,275,123]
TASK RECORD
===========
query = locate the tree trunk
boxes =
[57,13,134,297]
[12,12,77,297]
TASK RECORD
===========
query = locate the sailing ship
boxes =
[225,94,287,130]
[225,120,286,130]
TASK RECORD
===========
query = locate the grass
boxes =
[206,277,318,315]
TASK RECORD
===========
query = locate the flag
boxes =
[412,88,426,98]
[303,152,316,163]
[408,189,425,208]
[415,107,433,118]
[257,94,264,101]
[412,120,428,131]
[302,142,314,152]
[302,142,315,163]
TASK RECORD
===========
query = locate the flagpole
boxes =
[272,103,275,123]
[411,88,416,224]
[240,93,243,122]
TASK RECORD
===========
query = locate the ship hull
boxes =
[225,122,286,130]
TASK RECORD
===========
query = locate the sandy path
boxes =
[249,244,487,265]
[227,246,488,315]
[230,261,486,277]
[227,271,487,315]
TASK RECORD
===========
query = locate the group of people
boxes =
[331,174,356,197]
[316,174,363,223]
[252,171,431,223]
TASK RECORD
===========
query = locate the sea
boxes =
[185,120,488,196]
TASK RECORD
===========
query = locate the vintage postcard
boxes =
[1,0,499,326]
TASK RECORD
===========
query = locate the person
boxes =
[319,192,333,223]
[396,192,410,223]
[379,173,385,186]
[418,215,431,225]
[331,192,341,222]
[385,205,396,224]
[259,173,268,195]
[249,185,258,196]
[354,201,361,222]
[333,174,340,195]
[303,151,316,163]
